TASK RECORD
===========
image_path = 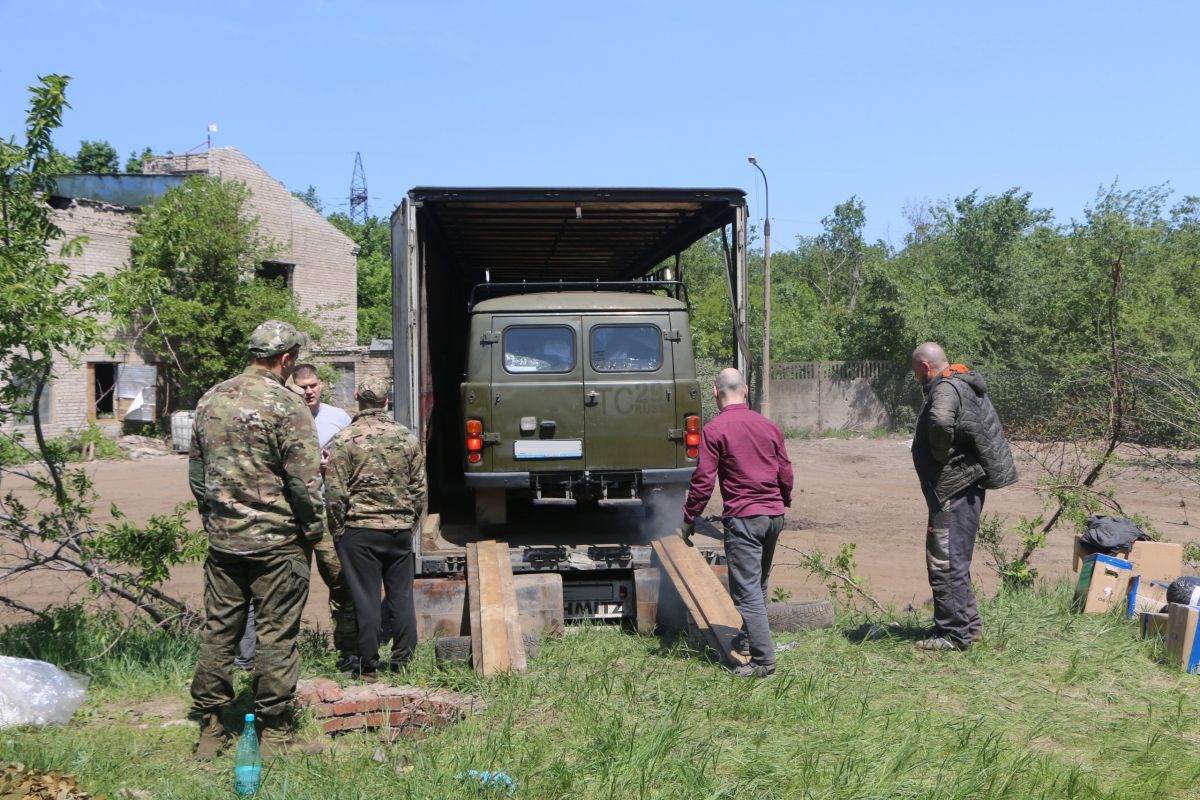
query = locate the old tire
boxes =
[434,633,541,667]
[767,600,835,632]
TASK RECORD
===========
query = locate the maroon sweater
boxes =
[683,403,793,522]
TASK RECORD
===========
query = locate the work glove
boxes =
[681,521,695,547]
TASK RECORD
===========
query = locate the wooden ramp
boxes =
[652,533,750,668]
[465,540,528,676]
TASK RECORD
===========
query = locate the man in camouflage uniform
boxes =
[188,320,325,760]
[325,376,426,679]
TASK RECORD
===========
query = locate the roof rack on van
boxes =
[468,280,688,310]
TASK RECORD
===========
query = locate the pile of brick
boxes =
[296,678,484,735]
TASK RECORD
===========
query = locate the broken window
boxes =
[330,362,356,409]
[90,363,116,419]
[257,260,294,287]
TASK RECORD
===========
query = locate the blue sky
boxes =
[2,1,1197,248]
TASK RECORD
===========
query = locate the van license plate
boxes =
[564,600,626,620]
[514,440,583,459]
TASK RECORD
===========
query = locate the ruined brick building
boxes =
[9,146,385,440]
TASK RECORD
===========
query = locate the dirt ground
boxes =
[2,438,1197,626]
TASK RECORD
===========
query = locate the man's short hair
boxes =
[292,363,319,380]
[715,370,746,394]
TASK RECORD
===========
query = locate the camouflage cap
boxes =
[357,376,391,403]
[248,320,304,358]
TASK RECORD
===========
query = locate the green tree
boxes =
[0,75,200,622]
[328,212,391,343]
[124,146,154,173]
[292,185,323,213]
[73,139,118,173]
[116,176,320,407]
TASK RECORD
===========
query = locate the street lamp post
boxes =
[748,156,771,419]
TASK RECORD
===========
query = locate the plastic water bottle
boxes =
[233,713,261,795]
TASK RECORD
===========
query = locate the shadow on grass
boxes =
[841,619,930,644]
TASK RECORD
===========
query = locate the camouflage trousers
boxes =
[313,532,358,654]
[234,534,357,663]
[191,541,311,720]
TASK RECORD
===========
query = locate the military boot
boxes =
[194,713,232,761]
[259,715,325,762]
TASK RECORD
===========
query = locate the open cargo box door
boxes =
[391,188,750,518]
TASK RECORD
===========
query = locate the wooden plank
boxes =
[494,541,527,673]
[420,512,442,555]
[477,541,510,675]
[652,535,750,667]
[465,542,484,673]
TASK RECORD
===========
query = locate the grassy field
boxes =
[1,582,1198,800]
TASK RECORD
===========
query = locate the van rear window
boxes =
[590,325,662,372]
[503,326,576,373]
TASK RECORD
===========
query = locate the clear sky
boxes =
[1,1,1197,248]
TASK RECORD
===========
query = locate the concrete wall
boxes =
[769,361,894,434]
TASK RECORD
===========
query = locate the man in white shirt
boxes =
[294,364,353,453]
[235,364,358,671]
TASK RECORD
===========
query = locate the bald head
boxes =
[911,342,949,385]
[714,367,748,408]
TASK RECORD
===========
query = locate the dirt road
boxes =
[2,438,1196,627]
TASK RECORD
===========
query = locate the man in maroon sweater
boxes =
[682,368,793,677]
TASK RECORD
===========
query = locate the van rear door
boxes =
[582,316,677,470]
[487,316,586,472]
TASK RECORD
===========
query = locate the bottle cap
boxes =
[244,713,255,722]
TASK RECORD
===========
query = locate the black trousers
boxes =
[335,526,417,672]
[924,485,985,648]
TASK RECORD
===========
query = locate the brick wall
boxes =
[2,147,361,441]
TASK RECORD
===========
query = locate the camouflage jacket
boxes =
[324,408,426,535]
[188,366,325,554]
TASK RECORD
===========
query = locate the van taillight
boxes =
[466,419,483,463]
[685,415,700,459]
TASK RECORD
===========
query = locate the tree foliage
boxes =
[73,139,118,173]
[124,146,154,173]
[115,176,320,407]
[328,211,391,344]
[0,75,201,623]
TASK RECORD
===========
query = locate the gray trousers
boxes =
[924,485,985,648]
[724,515,783,668]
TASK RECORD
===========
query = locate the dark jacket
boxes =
[912,366,1018,504]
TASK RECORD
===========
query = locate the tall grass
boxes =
[1,582,1198,799]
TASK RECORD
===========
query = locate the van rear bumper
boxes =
[463,468,694,489]
[464,472,531,488]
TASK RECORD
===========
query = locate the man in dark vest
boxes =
[910,342,1017,652]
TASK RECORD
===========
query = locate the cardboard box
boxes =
[1127,575,1170,618]
[1075,554,1133,613]
[1165,603,1200,673]
[1129,541,1184,585]
[1072,536,1183,583]
[1140,610,1170,639]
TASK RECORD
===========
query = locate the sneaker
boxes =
[915,636,968,652]
[731,663,775,678]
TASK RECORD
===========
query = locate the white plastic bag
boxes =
[0,656,88,728]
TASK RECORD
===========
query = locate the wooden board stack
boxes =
[465,540,528,676]
[651,533,750,668]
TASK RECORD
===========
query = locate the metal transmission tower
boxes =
[349,152,368,224]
